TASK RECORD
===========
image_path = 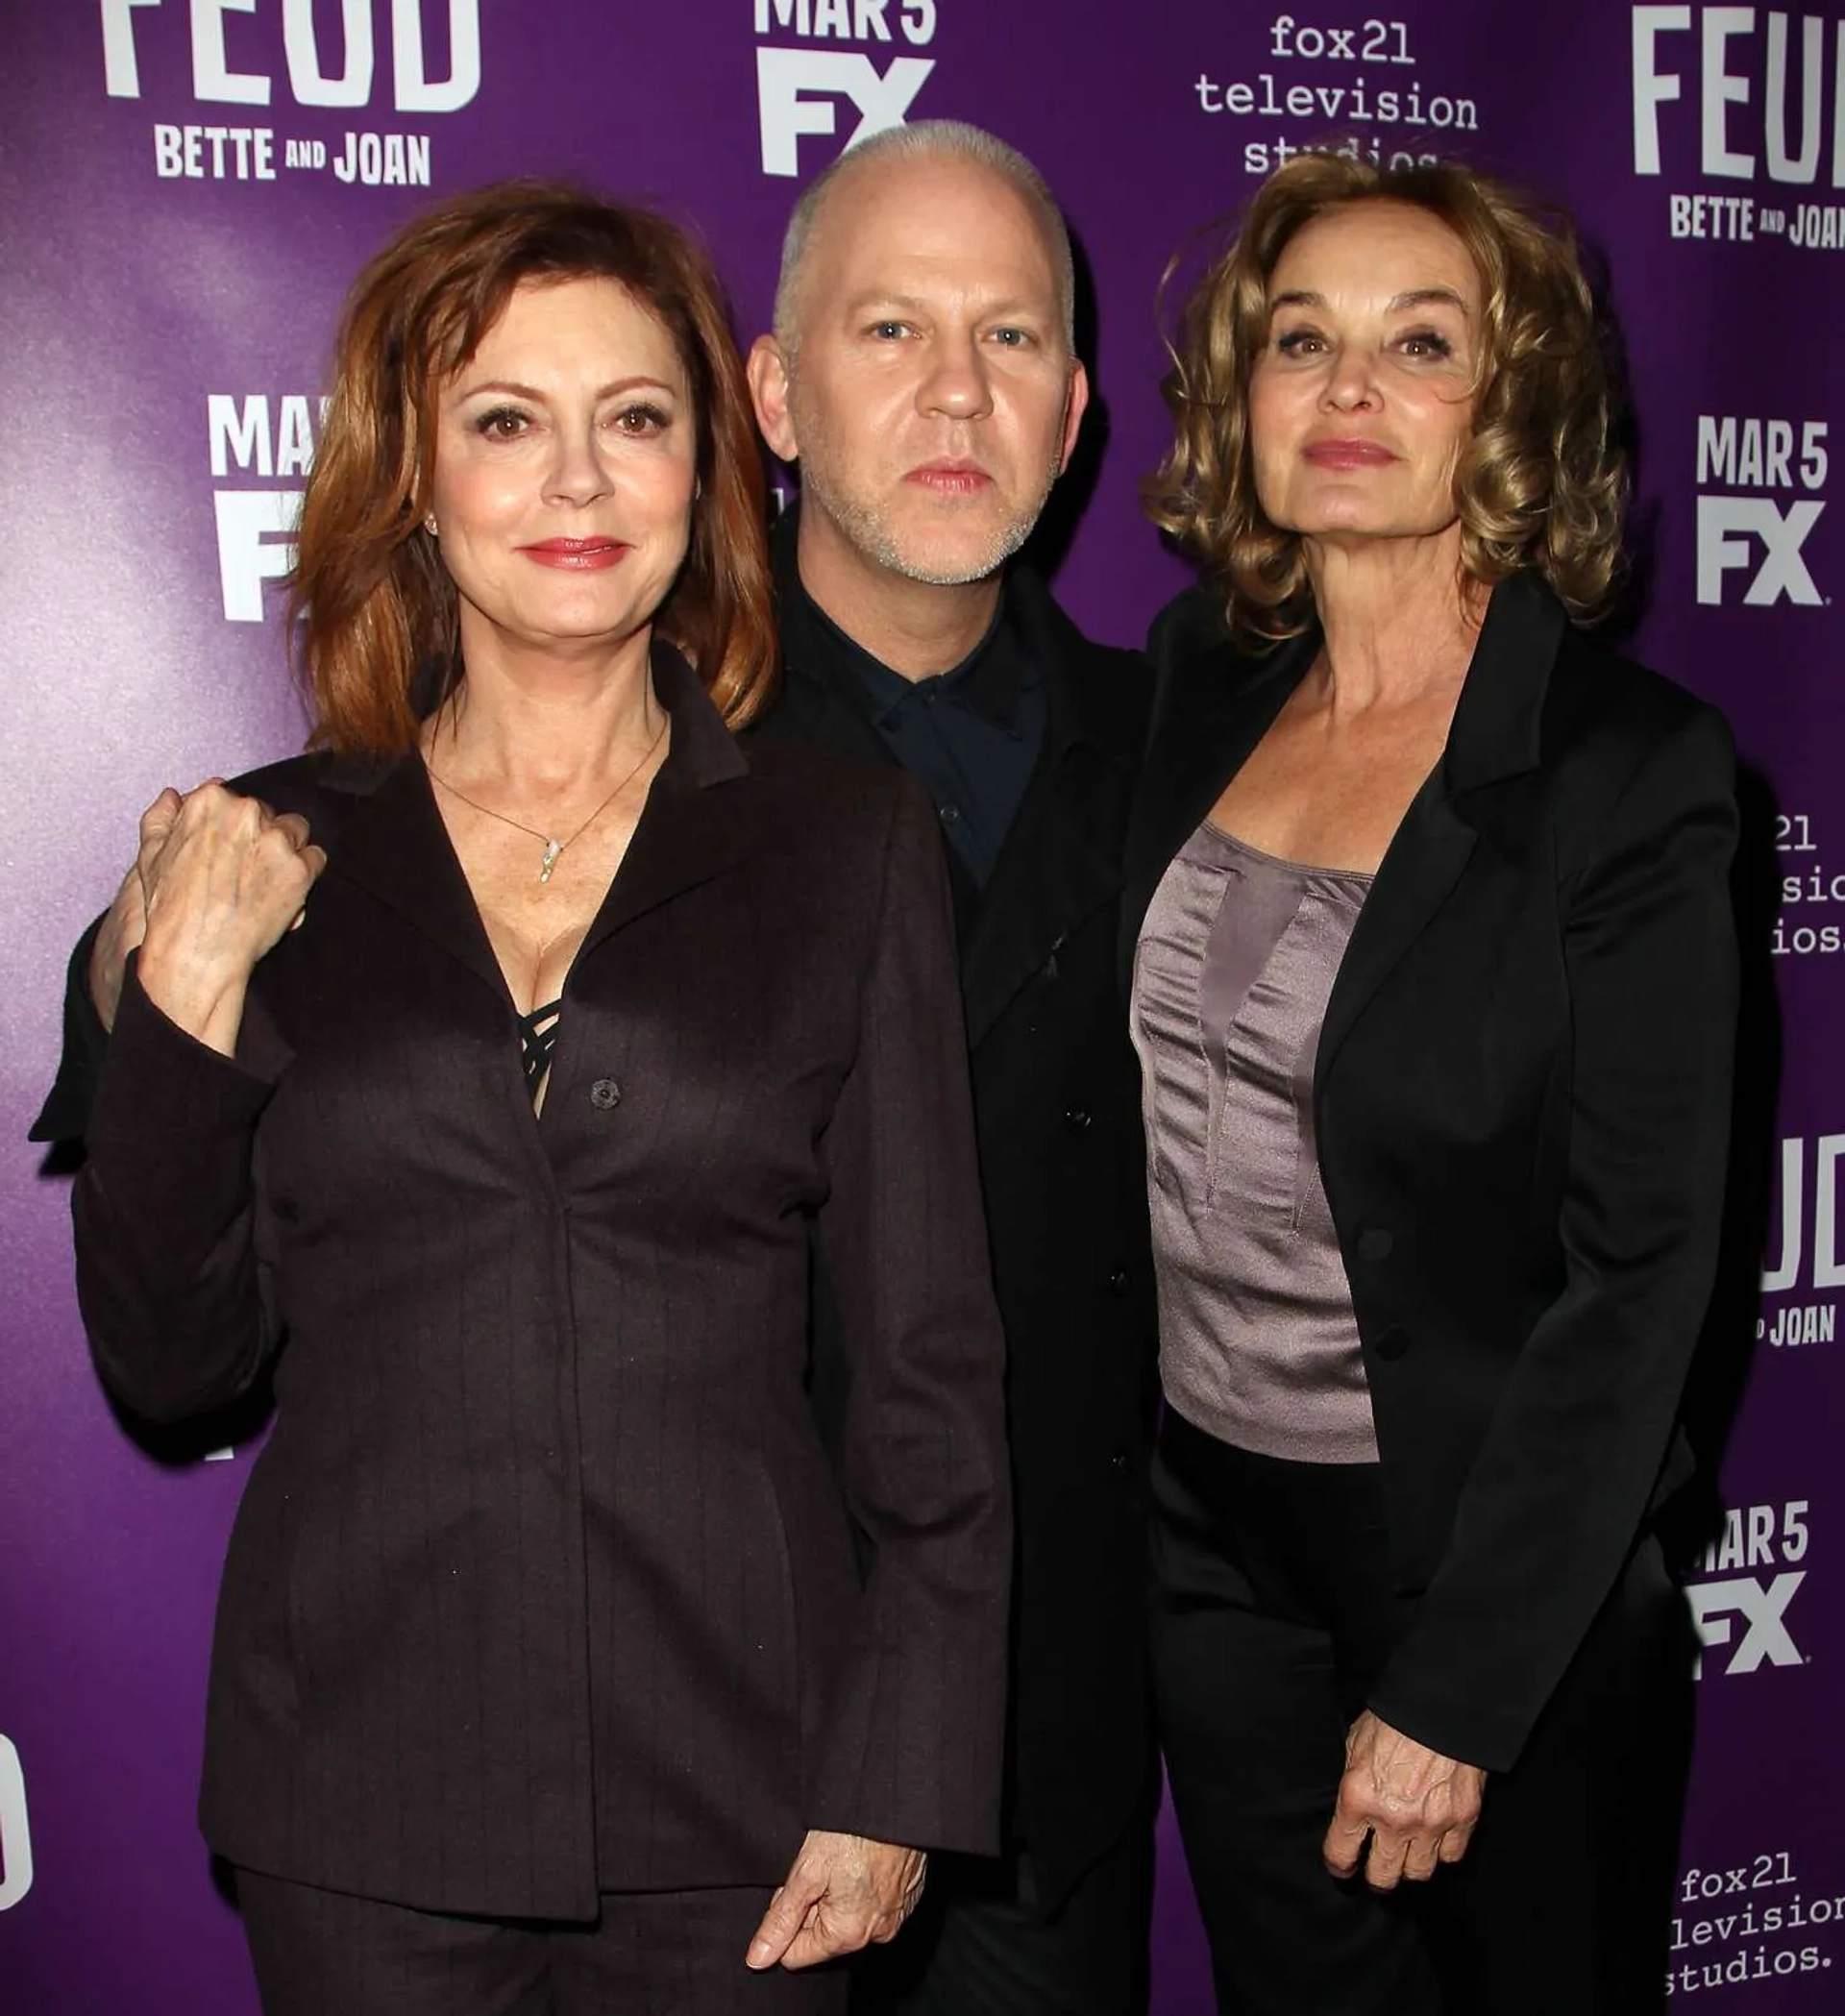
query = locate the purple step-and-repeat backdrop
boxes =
[2,3,1840,2008]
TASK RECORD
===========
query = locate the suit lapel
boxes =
[572,767,759,962]
[324,645,756,995]
[960,744,1120,1050]
[1123,574,1564,1070]
[1316,778,1476,1081]
[765,524,1140,1044]
[960,583,1136,1050]
[1317,573,1564,1081]
[326,751,510,999]
[575,650,753,963]
[754,645,894,770]
[758,505,895,773]
[1119,622,1318,991]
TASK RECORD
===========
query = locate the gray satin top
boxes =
[1131,819,1380,1464]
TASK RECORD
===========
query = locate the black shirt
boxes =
[778,562,1046,891]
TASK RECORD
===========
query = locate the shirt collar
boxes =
[773,504,1032,730]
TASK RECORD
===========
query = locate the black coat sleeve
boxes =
[806,776,1014,1856]
[28,915,111,1144]
[1366,707,1739,1772]
[70,957,286,1424]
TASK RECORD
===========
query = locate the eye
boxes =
[1398,328,1455,360]
[869,320,912,341]
[611,402,672,435]
[1273,328,1325,357]
[989,327,1033,349]
[473,404,531,439]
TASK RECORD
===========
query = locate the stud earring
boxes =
[424,512,439,537]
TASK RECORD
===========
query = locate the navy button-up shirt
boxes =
[791,581,1046,891]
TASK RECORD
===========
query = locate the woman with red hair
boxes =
[63,183,1009,2014]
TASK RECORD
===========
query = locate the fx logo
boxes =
[1687,1572,1805,1677]
[0,1734,32,1911]
[1696,498,1825,605]
[756,49,933,177]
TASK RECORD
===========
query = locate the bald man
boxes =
[743,123,1157,2016]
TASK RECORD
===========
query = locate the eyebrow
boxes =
[841,290,1050,322]
[453,376,679,401]
[1269,287,1473,317]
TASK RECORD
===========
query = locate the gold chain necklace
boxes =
[426,709,668,883]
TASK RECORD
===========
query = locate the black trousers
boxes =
[235,1869,849,2016]
[849,1818,1154,2016]
[1150,1411,1694,2016]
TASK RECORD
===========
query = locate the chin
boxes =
[531,615,629,646]
[890,509,1025,581]
[1285,487,1456,542]
[888,540,1011,588]
[1290,504,1419,538]
[508,603,641,648]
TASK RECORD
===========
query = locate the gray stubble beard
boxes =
[788,380,1065,587]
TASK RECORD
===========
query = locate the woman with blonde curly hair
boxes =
[1125,154,1737,2013]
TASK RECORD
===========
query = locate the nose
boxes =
[917,332,996,424]
[1319,342,1380,412]
[543,420,615,508]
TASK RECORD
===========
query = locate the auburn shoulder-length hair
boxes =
[291,180,777,754]
[1144,154,1628,649]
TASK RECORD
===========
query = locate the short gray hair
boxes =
[773,120,1076,355]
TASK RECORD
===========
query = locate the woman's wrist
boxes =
[134,936,251,1057]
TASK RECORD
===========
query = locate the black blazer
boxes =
[68,649,1011,1919]
[749,525,1158,1903]
[1126,574,1738,1773]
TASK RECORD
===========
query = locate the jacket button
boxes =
[1357,1227,1394,1262]
[1064,1104,1093,1130]
[1373,1324,1409,1362]
[1110,1449,1130,1474]
[1108,1268,1130,1296]
[589,1078,623,1111]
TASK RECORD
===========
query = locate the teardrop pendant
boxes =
[538,839,563,883]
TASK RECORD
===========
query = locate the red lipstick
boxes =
[520,538,630,571]
[1303,439,1396,470]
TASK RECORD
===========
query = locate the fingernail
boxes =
[747,1940,774,1968]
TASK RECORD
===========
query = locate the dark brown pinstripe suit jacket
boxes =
[71,647,1012,1920]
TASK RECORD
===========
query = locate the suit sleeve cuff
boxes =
[85,956,282,1243]
[1365,1667,1519,1776]
[28,916,113,1143]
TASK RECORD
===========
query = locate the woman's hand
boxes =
[134,781,326,1056]
[746,1830,926,1971]
[1321,1709,1486,1890]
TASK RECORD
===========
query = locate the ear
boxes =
[747,334,800,464]
[1057,359,1091,475]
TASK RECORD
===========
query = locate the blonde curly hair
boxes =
[1144,154,1629,648]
